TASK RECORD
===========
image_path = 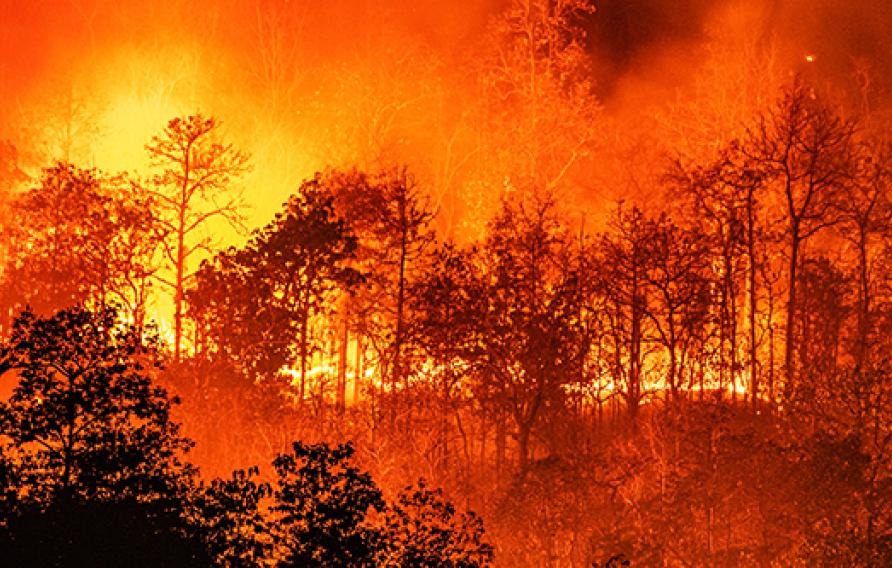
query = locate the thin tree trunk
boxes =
[391,218,408,427]
[353,336,363,404]
[338,313,348,413]
[629,276,642,426]
[174,209,186,363]
[299,317,308,404]
[517,421,531,477]
[856,227,870,370]
[479,414,487,478]
[747,192,758,409]
[441,365,452,469]
[785,228,800,386]
[725,248,739,400]
[173,150,190,363]
[668,317,679,403]
[768,280,777,405]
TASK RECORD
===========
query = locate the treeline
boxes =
[182,79,892,565]
[1,79,892,564]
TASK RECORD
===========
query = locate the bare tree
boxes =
[146,115,249,361]
[597,204,659,424]
[331,167,435,423]
[474,0,600,213]
[743,80,855,385]
[837,136,892,370]
[644,216,712,402]
[671,147,767,405]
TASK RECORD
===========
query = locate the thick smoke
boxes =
[2,0,892,216]
[592,0,892,107]
[4,0,892,113]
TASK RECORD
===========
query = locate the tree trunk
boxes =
[855,227,870,370]
[441,364,453,469]
[668,316,679,402]
[337,313,348,413]
[717,240,729,394]
[517,421,531,476]
[747,192,759,409]
[767,277,777,404]
[173,208,186,363]
[479,414,487,477]
[629,273,642,426]
[725,246,739,399]
[496,415,506,480]
[173,149,190,362]
[785,226,801,386]
[353,335,363,405]
[393,219,408,423]
[299,317,308,404]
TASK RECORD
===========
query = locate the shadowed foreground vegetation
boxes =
[0,307,493,567]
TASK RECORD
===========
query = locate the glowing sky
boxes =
[2,0,891,233]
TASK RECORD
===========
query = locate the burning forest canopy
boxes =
[1,0,892,566]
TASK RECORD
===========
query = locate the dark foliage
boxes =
[271,441,385,566]
[0,498,210,568]
[189,466,272,567]
[189,173,359,399]
[0,306,194,509]
[0,306,492,566]
[379,479,494,567]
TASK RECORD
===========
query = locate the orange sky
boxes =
[2,0,891,232]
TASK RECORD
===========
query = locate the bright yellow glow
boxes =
[279,361,377,403]
[146,307,176,349]
[97,92,182,174]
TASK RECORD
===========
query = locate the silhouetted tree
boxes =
[378,479,493,567]
[189,174,359,403]
[743,80,856,384]
[253,175,360,402]
[470,194,587,472]
[408,242,481,469]
[331,167,434,420]
[643,215,712,401]
[189,466,272,567]
[0,306,194,507]
[271,441,385,566]
[597,205,659,422]
[670,147,766,402]
[836,136,892,369]
[0,498,210,567]
[0,305,203,565]
[146,114,249,361]
[189,248,282,379]
[0,163,160,332]
[269,441,493,567]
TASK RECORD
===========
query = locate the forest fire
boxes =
[1,0,892,565]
